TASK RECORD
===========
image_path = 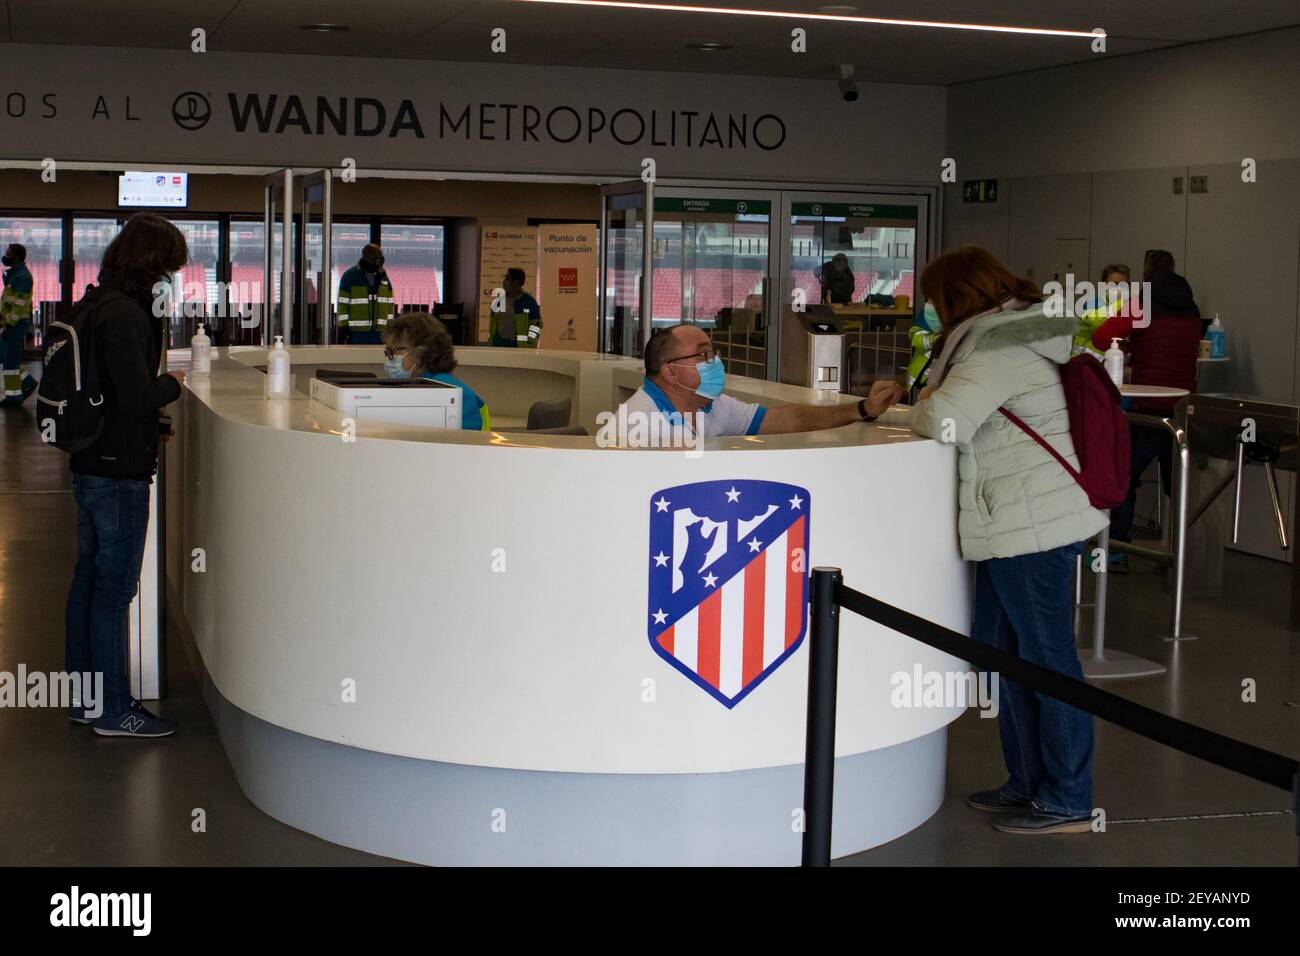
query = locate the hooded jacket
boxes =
[1092,271,1201,413]
[69,277,181,481]
[912,300,1108,562]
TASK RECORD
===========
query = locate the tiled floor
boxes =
[2,401,1296,865]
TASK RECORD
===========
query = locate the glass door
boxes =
[379,221,445,313]
[228,217,265,346]
[298,171,332,345]
[0,216,63,344]
[263,170,293,345]
[167,219,219,348]
[72,217,122,302]
[778,192,929,391]
[652,191,776,380]
[599,184,649,357]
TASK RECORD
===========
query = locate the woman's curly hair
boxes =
[383,312,457,375]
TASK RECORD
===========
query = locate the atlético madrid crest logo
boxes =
[647,479,811,708]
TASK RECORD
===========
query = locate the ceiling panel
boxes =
[8,1,1300,85]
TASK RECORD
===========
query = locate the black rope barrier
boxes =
[801,566,1300,867]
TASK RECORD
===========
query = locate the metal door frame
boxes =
[775,189,932,382]
[651,184,782,328]
[264,169,335,346]
[263,170,293,346]
[299,170,333,345]
[599,179,654,355]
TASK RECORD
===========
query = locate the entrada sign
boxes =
[791,202,917,219]
[655,197,773,214]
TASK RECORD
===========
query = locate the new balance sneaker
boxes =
[92,700,176,738]
[966,788,1031,813]
[68,705,94,725]
[991,806,1092,834]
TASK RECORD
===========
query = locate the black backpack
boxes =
[34,286,122,453]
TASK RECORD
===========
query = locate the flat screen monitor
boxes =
[118,171,188,208]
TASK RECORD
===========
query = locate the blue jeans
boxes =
[973,541,1094,817]
[65,474,152,718]
[1110,424,1173,542]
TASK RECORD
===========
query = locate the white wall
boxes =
[943,28,1300,562]
[946,27,1300,178]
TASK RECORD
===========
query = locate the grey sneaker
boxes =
[92,700,176,738]
[991,807,1092,834]
[966,788,1031,813]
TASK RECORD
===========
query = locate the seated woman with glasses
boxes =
[381,312,491,432]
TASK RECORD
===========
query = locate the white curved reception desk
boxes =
[164,345,971,865]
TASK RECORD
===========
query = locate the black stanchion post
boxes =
[1294,769,1298,868]
[802,566,842,868]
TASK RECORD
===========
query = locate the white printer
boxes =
[309,376,462,429]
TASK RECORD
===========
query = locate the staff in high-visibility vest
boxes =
[488,267,541,348]
[906,301,942,394]
[1072,263,1131,359]
[1,243,36,404]
[336,243,395,345]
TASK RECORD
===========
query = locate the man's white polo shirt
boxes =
[617,377,767,439]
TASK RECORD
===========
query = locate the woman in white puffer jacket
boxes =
[911,246,1106,835]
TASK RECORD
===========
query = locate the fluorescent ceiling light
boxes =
[510,0,1103,39]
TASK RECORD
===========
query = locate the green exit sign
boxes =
[962,179,999,203]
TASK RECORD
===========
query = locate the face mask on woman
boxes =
[922,301,940,330]
[384,354,411,379]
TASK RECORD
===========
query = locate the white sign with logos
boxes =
[118,170,188,207]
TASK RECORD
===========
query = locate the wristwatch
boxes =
[857,398,877,423]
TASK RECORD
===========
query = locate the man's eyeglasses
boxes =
[665,348,716,364]
[383,345,408,360]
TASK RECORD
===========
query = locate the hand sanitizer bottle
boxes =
[191,322,211,374]
[266,336,291,397]
[1207,315,1226,359]
[1104,338,1125,388]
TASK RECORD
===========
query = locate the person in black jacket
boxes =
[818,253,856,305]
[65,213,188,738]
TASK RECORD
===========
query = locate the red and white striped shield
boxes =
[647,479,810,707]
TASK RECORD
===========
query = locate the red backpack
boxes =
[999,354,1131,510]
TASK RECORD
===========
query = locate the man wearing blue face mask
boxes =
[617,323,904,439]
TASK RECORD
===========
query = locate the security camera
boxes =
[837,64,859,103]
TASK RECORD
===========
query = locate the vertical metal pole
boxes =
[802,566,841,867]
[154,439,167,699]
[597,193,609,353]
[1232,438,1246,543]
[1092,526,1109,658]
[321,172,333,346]
[1294,769,1299,868]
[1073,550,1084,639]
[640,177,654,354]
[1163,419,1193,641]
[262,184,273,347]
[1262,460,1289,550]
[281,168,294,345]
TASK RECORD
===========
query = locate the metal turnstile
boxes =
[1184,394,1299,624]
